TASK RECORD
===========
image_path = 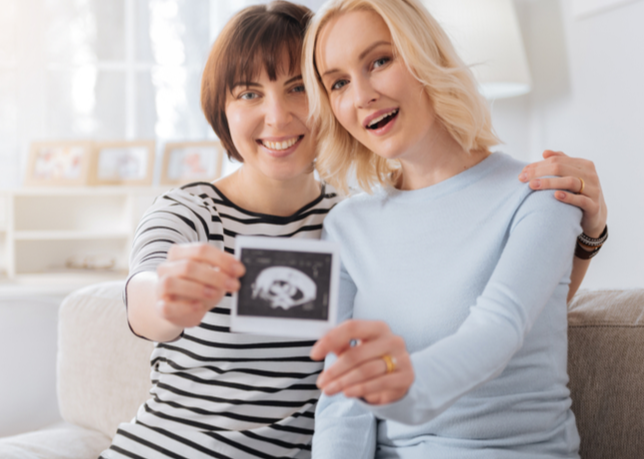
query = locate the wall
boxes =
[492,0,644,289]
[0,294,65,437]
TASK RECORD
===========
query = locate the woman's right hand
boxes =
[311,320,415,405]
[155,243,245,328]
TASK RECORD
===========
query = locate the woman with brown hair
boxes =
[99,3,334,458]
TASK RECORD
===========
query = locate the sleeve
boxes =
[361,191,583,425]
[128,189,213,278]
[123,188,214,331]
[312,226,377,459]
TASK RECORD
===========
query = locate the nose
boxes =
[265,93,293,128]
[353,74,378,109]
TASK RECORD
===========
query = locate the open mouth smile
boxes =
[365,109,399,130]
[258,135,304,152]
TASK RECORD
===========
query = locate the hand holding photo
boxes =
[231,236,340,339]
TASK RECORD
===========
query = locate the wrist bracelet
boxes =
[575,225,608,260]
[575,242,601,260]
[578,225,608,247]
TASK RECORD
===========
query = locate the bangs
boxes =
[201,1,312,162]
[224,8,307,89]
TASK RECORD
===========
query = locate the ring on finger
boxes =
[577,177,585,195]
[381,354,397,374]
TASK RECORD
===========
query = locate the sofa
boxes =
[0,282,642,458]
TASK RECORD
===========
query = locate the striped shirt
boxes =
[100,182,341,459]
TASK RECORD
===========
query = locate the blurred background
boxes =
[0,0,642,438]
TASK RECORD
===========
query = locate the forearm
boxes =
[126,271,184,342]
[568,256,590,302]
[313,355,377,459]
[312,406,376,459]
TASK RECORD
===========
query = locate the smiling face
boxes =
[224,61,316,182]
[316,9,440,164]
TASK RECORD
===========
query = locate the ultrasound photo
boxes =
[237,248,332,321]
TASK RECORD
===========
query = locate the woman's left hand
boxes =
[310,320,414,405]
[519,150,607,237]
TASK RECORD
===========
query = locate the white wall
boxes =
[492,0,644,289]
[0,294,65,437]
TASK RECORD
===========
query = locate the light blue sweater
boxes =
[313,153,582,459]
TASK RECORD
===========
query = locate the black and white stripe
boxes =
[100,182,340,459]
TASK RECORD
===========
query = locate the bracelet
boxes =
[578,225,608,247]
[575,225,608,260]
[575,242,601,259]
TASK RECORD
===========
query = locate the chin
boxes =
[366,141,405,161]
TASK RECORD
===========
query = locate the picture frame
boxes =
[160,141,225,186]
[231,236,341,339]
[24,141,94,187]
[88,140,155,186]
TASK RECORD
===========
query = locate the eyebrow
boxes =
[285,75,303,85]
[231,81,261,91]
[322,41,392,78]
[231,75,303,91]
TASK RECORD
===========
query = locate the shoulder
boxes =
[137,182,222,238]
[481,152,528,189]
[324,187,383,231]
[146,182,221,218]
[157,182,221,208]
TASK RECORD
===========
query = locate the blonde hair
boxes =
[303,0,500,194]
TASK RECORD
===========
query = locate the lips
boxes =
[363,108,399,130]
[257,135,303,151]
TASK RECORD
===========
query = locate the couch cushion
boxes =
[568,289,644,459]
[57,281,154,439]
[0,422,111,459]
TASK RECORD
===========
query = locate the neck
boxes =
[215,166,320,217]
[397,123,490,191]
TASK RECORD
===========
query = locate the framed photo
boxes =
[231,236,341,339]
[24,141,93,187]
[160,141,225,186]
[88,141,155,186]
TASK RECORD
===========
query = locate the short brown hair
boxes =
[201,1,312,162]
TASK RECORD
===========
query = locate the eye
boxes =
[291,84,305,94]
[239,91,259,100]
[331,79,348,91]
[373,57,390,69]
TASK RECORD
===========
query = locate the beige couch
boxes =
[0,282,642,458]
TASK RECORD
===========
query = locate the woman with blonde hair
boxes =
[303,0,601,456]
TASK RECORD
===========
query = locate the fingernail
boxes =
[532,179,541,189]
[519,172,527,181]
[556,191,566,199]
[204,286,216,297]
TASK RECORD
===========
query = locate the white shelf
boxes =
[0,271,128,297]
[0,187,161,284]
[14,230,130,241]
[11,186,168,196]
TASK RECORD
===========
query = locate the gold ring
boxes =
[381,354,397,374]
[577,177,585,195]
